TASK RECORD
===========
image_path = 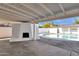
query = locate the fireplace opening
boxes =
[23,32,29,38]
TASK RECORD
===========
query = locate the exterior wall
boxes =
[38,27,79,35]
[0,27,12,38]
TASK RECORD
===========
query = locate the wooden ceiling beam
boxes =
[21,4,45,16]
[0,4,33,19]
[39,3,54,15]
[0,9,31,21]
[58,3,66,14]
[5,4,39,18]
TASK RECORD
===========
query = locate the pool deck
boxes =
[0,39,77,56]
[39,37,79,55]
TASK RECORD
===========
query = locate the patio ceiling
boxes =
[0,3,79,22]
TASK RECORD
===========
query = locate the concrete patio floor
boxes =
[39,37,79,56]
[0,39,78,56]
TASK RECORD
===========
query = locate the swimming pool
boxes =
[39,34,79,41]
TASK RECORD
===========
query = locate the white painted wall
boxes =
[0,27,12,38]
[39,28,58,34]
[10,23,32,42]
[49,28,57,33]
[39,28,49,34]
[77,28,79,35]
[35,24,39,40]
[31,24,39,40]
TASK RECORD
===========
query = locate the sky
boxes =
[39,16,79,26]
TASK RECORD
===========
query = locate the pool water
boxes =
[39,34,79,41]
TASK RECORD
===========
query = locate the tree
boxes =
[42,23,50,28]
[75,20,79,24]
[39,26,43,28]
